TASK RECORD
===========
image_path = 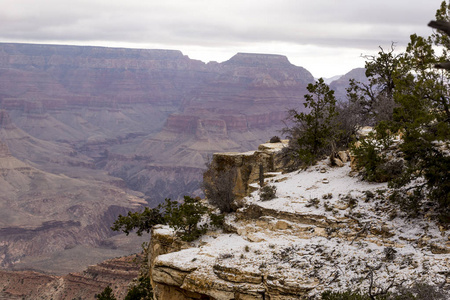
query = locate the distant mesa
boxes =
[224,52,293,67]
[0,42,186,61]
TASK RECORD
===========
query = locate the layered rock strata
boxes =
[0,136,146,269]
[0,43,315,204]
[0,255,140,300]
[149,147,450,299]
[204,141,288,198]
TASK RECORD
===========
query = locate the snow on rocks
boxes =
[151,159,449,299]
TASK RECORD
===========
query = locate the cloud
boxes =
[0,0,444,77]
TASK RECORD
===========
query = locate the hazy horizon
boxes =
[1,0,442,78]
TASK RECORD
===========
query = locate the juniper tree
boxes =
[353,1,450,222]
[283,78,339,167]
[112,196,210,241]
[389,11,450,221]
[95,286,117,300]
[346,44,403,126]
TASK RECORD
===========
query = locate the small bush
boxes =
[209,213,225,229]
[202,166,237,213]
[124,275,153,300]
[321,290,369,300]
[164,196,209,242]
[219,253,234,259]
[341,193,358,208]
[397,283,448,300]
[389,189,423,218]
[269,136,282,143]
[383,246,397,261]
[260,185,277,201]
[95,286,117,300]
[305,197,320,208]
[351,127,404,183]
[112,196,210,242]
[111,207,164,236]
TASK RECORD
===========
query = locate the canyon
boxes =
[0,42,373,298]
[0,42,320,275]
[0,254,142,299]
[0,43,315,203]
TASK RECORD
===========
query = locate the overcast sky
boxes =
[0,0,444,78]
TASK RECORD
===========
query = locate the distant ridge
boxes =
[329,67,368,101]
[322,74,343,84]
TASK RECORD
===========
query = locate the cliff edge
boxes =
[149,146,450,299]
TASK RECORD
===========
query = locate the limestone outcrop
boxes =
[204,141,288,198]
[150,146,450,299]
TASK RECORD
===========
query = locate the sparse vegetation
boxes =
[305,197,320,208]
[219,253,234,259]
[383,246,397,261]
[111,207,164,236]
[347,2,450,223]
[346,44,401,127]
[269,136,282,143]
[351,130,403,183]
[163,196,209,242]
[259,184,277,201]
[209,212,225,229]
[95,286,116,300]
[112,196,210,242]
[202,163,237,213]
[123,243,154,300]
[322,282,448,300]
[282,78,340,167]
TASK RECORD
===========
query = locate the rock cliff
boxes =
[0,254,141,299]
[204,141,288,198]
[149,146,450,299]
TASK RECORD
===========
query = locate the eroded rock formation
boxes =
[149,145,450,300]
[204,141,288,198]
[0,255,141,300]
[0,43,315,204]
[0,135,146,270]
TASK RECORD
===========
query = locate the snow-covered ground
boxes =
[153,160,450,298]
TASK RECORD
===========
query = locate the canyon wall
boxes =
[0,254,141,299]
[0,43,315,204]
[0,43,315,273]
